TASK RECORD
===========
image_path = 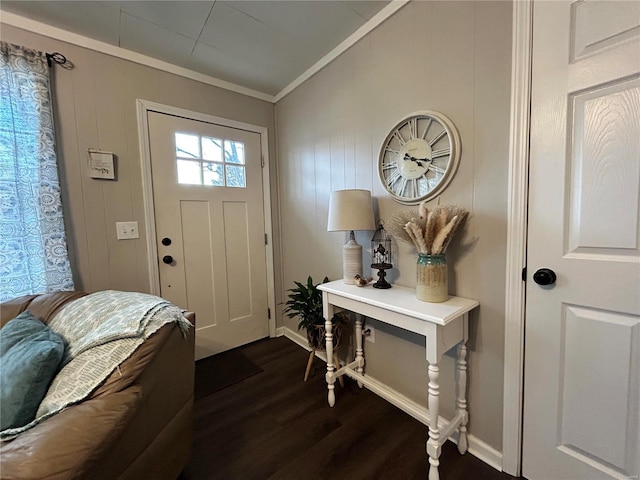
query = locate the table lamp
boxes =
[327,189,375,284]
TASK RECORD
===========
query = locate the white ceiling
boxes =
[1,1,391,97]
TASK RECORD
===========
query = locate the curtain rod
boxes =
[46,52,73,69]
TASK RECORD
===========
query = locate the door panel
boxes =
[570,0,640,61]
[524,1,640,479]
[559,306,638,473]
[567,80,640,255]
[148,111,269,359]
[181,200,216,325]
[223,201,252,320]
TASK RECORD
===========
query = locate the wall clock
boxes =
[378,111,461,205]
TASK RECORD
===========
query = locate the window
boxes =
[0,42,74,301]
[175,133,246,188]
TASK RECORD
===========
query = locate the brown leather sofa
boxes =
[0,291,195,480]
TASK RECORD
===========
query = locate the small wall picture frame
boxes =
[88,149,116,180]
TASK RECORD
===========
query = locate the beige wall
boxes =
[275,1,512,450]
[0,24,280,299]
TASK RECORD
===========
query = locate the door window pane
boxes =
[203,162,224,186]
[175,133,200,159]
[224,140,245,164]
[202,137,223,162]
[177,159,201,184]
[175,133,247,188]
[226,164,246,188]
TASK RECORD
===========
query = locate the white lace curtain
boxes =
[0,42,74,301]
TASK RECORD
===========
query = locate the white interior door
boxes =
[148,111,269,359]
[524,1,640,479]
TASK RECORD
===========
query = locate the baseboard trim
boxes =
[277,326,504,473]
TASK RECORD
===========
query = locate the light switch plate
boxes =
[116,221,139,240]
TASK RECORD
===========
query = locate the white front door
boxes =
[523,1,640,479]
[148,111,269,359]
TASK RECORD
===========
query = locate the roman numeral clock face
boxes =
[378,111,461,205]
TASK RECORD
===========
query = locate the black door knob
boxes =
[161,237,172,246]
[162,255,173,265]
[533,268,556,286]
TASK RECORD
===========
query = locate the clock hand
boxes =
[403,153,426,167]
[415,156,431,167]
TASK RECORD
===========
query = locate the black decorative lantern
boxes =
[370,221,392,289]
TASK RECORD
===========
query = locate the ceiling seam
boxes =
[224,2,301,43]
[340,1,369,21]
[192,0,217,55]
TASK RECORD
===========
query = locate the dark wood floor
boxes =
[181,336,520,480]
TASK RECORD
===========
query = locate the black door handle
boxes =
[533,268,556,286]
[162,255,173,265]
[161,237,172,246]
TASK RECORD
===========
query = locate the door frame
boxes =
[135,99,277,338]
[502,0,533,476]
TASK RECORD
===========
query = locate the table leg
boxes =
[355,316,364,388]
[334,351,345,387]
[456,342,469,454]
[427,363,441,480]
[325,315,336,407]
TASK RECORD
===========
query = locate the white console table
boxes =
[318,280,479,480]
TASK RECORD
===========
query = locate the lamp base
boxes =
[343,231,362,284]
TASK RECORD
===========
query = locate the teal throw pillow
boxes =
[0,311,66,431]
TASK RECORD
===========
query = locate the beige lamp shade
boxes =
[327,189,375,284]
[327,189,375,232]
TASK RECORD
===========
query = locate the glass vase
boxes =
[416,253,448,303]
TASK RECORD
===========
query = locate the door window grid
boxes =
[175,133,246,187]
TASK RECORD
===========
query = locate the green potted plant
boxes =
[283,276,348,381]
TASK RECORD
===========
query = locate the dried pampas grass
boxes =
[388,202,468,255]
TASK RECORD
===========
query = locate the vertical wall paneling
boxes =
[71,48,111,292]
[50,59,91,290]
[351,38,374,193]
[467,0,513,445]
[94,55,137,291]
[328,56,345,194]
